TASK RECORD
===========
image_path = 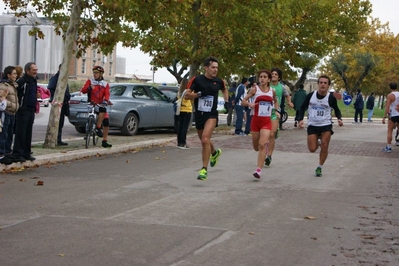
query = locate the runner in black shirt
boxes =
[185,56,229,180]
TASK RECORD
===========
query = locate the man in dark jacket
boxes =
[48,64,71,146]
[10,62,38,162]
[292,84,307,127]
[366,92,375,122]
[353,89,364,124]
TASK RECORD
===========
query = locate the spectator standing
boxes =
[234,77,249,135]
[15,65,23,80]
[48,64,71,146]
[353,89,364,123]
[244,80,256,135]
[0,66,19,165]
[80,66,112,148]
[227,82,237,126]
[382,83,399,152]
[293,84,307,127]
[176,79,192,149]
[184,56,229,181]
[366,92,375,122]
[11,62,39,162]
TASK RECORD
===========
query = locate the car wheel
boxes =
[75,125,86,134]
[121,113,139,136]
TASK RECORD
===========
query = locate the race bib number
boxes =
[258,101,272,117]
[198,96,213,112]
[310,107,326,121]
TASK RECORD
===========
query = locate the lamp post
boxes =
[150,66,157,84]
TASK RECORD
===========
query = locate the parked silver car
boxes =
[68,83,175,135]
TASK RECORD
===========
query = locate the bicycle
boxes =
[84,103,101,148]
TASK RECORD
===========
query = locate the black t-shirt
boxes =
[189,75,225,114]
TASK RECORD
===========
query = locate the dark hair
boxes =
[24,62,36,72]
[271,67,283,80]
[389,82,397,90]
[299,84,304,89]
[241,77,248,84]
[317,75,331,85]
[357,89,361,93]
[2,66,16,79]
[257,69,272,80]
[203,56,218,67]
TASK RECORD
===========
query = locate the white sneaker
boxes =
[177,145,190,150]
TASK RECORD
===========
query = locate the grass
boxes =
[284,100,385,119]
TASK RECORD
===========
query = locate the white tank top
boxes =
[389,91,399,117]
[252,86,274,117]
[308,92,332,126]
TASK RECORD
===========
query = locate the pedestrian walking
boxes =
[298,75,343,177]
[184,56,229,181]
[234,77,249,135]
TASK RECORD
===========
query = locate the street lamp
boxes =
[150,66,157,84]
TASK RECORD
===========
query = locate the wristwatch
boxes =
[197,91,202,98]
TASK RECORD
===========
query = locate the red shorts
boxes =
[251,116,272,132]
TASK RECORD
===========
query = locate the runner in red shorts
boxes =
[242,70,279,179]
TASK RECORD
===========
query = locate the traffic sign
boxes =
[342,91,348,97]
[343,95,352,106]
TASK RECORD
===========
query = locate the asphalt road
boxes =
[1,119,398,265]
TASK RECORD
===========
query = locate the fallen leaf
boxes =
[19,178,27,182]
[248,232,255,235]
[35,180,44,186]
[359,234,375,239]
[30,177,40,179]
[0,181,5,184]
[311,237,317,240]
[155,157,160,160]
[58,254,65,257]
[126,160,129,163]
[304,216,316,220]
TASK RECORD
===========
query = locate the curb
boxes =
[1,137,176,172]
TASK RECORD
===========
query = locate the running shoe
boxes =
[95,128,103,137]
[265,155,272,166]
[396,141,399,146]
[315,167,322,177]
[382,146,392,153]
[253,169,261,179]
[210,149,222,167]
[197,168,208,180]
[102,141,112,148]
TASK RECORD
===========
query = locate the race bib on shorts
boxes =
[198,96,213,112]
[258,101,272,117]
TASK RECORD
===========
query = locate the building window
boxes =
[82,59,86,74]
[109,62,112,76]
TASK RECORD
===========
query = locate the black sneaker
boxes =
[102,141,112,148]
[0,156,13,165]
[95,128,103,137]
[10,155,26,163]
[265,155,272,166]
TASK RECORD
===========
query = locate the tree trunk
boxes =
[43,0,84,148]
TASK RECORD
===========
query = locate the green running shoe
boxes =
[210,149,222,167]
[315,167,322,177]
[197,168,208,181]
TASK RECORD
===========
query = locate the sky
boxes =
[1,1,399,83]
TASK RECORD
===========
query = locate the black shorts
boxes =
[390,116,399,123]
[195,111,218,130]
[307,124,334,136]
[94,105,107,113]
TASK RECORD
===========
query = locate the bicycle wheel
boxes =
[280,111,288,123]
[93,132,98,146]
[85,116,94,148]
